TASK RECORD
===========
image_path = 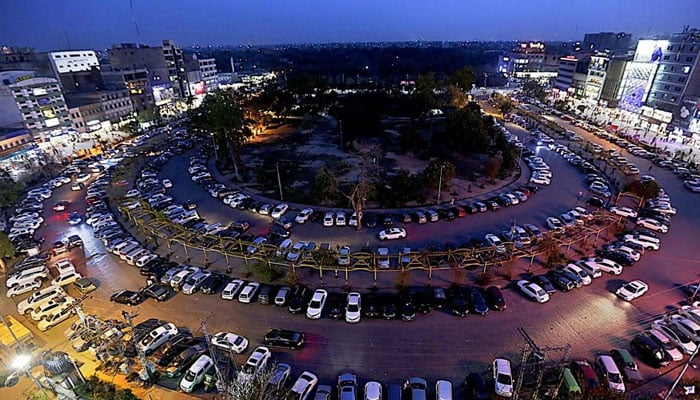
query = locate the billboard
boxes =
[152,85,174,106]
[617,62,657,113]
[634,40,669,63]
[192,81,206,96]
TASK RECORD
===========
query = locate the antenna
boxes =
[64,31,71,50]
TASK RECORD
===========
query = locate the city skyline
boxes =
[1,0,697,51]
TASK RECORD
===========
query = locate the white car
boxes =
[345,292,362,323]
[5,279,42,298]
[6,268,49,288]
[668,315,700,342]
[616,280,648,301]
[335,211,347,226]
[295,208,314,224]
[684,180,700,192]
[221,279,244,300]
[238,346,271,382]
[338,245,351,266]
[51,271,83,287]
[271,203,289,219]
[287,241,307,262]
[679,305,700,326]
[30,296,76,321]
[609,206,637,218]
[651,320,698,355]
[377,227,407,241]
[125,189,140,198]
[562,263,592,285]
[37,304,75,332]
[138,322,179,355]
[485,234,506,253]
[647,329,683,361]
[323,212,335,227]
[517,280,549,303]
[306,289,328,320]
[289,371,318,400]
[623,234,660,251]
[636,217,668,233]
[585,257,623,275]
[493,358,514,397]
[211,331,249,354]
[162,179,173,188]
[529,175,551,185]
[545,217,564,232]
[376,247,390,268]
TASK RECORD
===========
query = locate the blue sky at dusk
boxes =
[2,0,697,51]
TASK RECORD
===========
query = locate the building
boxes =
[9,77,72,142]
[0,71,33,128]
[0,127,34,162]
[617,27,700,137]
[101,64,154,113]
[65,90,134,133]
[48,50,104,93]
[197,56,218,94]
[0,46,53,77]
[582,32,632,54]
[598,55,631,107]
[553,56,590,98]
[162,39,189,99]
[498,42,546,79]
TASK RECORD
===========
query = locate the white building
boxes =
[49,51,99,74]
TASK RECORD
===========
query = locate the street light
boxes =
[436,163,445,205]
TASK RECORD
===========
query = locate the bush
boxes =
[475,272,494,286]
[74,375,138,400]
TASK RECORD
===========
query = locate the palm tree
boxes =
[0,232,16,273]
[189,89,253,180]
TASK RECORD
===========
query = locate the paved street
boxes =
[2,112,699,398]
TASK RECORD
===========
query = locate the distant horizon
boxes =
[2,0,696,52]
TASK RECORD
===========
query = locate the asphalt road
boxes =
[4,112,699,398]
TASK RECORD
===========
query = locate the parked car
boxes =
[263,328,305,349]
[493,358,514,397]
[517,280,550,303]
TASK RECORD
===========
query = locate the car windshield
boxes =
[310,300,320,308]
[607,372,622,384]
[348,305,359,312]
[497,373,512,385]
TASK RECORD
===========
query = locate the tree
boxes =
[483,156,502,183]
[449,66,476,91]
[0,232,15,272]
[189,89,253,180]
[423,160,456,190]
[624,179,660,202]
[222,363,288,400]
[313,166,338,204]
[0,169,21,209]
[492,93,514,115]
[522,80,546,101]
[448,85,467,109]
[74,375,138,400]
[410,72,439,117]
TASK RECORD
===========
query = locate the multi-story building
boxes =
[498,42,546,79]
[48,50,104,93]
[101,64,154,113]
[553,56,590,98]
[198,57,218,93]
[618,27,700,137]
[9,77,72,142]
[65,90,133,133]
[0,127,34,161]
[582,32,632,54]
[162,39,189,99]
[0,46,53,77]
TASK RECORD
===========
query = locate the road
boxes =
[3,111,699,398]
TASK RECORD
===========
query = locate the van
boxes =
[17,285,65,314]
[221,279,244,300]
[118,242,141,260]
[595,355,625,393]
[179,354,214,393]
[435,380,453,400]
[125,248,148,265]
[112,240,137,255]
[559,368,582,400]
[238,282,260,303]
[576,260,602,278]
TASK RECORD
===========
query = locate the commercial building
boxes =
[553,56,590,98]
[101,65,154,113]
[582,32,632,54]
[617,27,700,138]
[163,39,189,99]
[9,76,72,142]
[0,46,53,77]
[0,127,34,162]
[65,90,133,133]
[48,50,104,94]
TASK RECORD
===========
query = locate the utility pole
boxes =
[436,164,444,205]
[275,162,284,201]
[201,321,231,396]
[663,333,700,400]
[122,311,154,383]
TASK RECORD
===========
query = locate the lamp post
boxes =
[436,164,445,205]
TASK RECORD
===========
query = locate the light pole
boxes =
[436,164,444,205]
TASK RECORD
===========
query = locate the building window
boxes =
[674,87,682,92]
[663,84,670,90]
[663,55,670,60]
[686,57,694,62]
[679,77,686,83]
[666,45,673,51]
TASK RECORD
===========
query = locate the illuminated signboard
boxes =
[634,40,669,63]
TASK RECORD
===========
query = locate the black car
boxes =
[431,287,448,310]
[559,269,583,288]
[141,283,170,301]
[140,260,172,279]
[230,220,250,232]
[438,208,455,221]
[200,274,224,294]
[464,372,489,400]
[586,197,605,208]
[268,224,290,239]
[546,270,575,292]
[275,217,294,230]
[363,292,381,318]
[257,284,273,304]
[630,334,671,368]
[110,290,145,306]
[413,288,432,314]
[380,213,394,227]
[399,212,412,224]
[66,235,83,248]
[287,285,311,314]
[531,275,556,294]
[398,291,416,321]
[449,285,469,317]
[485,286,506,311]
[264,329,305,349]
[363,213,378,228]
[595,250,634,266]
[381,292,398,319]
[327,292,345,320]
[163,343,207,378]
[468,287,489,315]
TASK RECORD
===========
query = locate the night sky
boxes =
[2,0,697,51]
